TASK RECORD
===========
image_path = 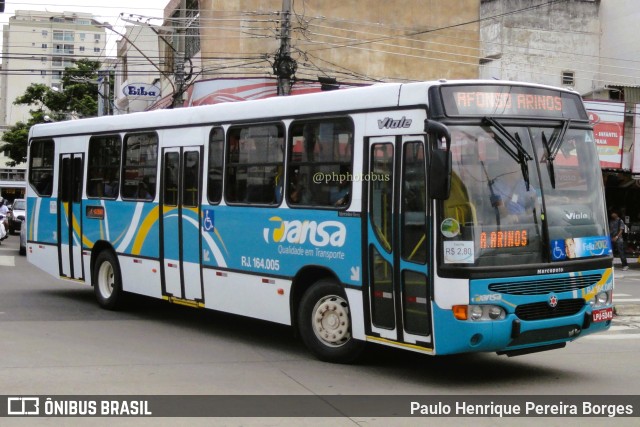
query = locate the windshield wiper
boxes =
[483,117,532,190]
[541,119,571,189]
[541,132,556,188]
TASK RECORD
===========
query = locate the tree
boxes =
[60,58,101,117]
[1,122,31,167]
[1,59,103,166]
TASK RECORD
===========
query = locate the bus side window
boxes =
[122,133,158,201]
[370,143,393,251]
[28,139,55,197]
[287,118,354,208]
[401,141,427,264]
[225,124,284,206]
[207,127,224,203]
[163,152,179,206]
[183,151,199,207]
[87,135,121,199]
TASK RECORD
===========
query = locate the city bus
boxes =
[25,80,613,363]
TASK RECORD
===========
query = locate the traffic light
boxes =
[0,1,5,14]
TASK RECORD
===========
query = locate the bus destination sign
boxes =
[440,85,587,120]
[480,230,528,249]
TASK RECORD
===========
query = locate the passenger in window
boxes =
[289,168,310,205]
[331,174,350,207]
[273,167,284,204]
[105,180,118,197]
[403,179,422,212]
[137,181,152,200]
[103,172,118,197]
[166,163,178,188]
[37,173,53,195]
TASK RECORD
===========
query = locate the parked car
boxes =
[8,198,25,235]
[19,216,26,256]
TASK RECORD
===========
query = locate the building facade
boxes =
[595,0,640,254]
[113,25,162,114]
[1,10,107,125]
[480,0,640,256]
[479,0,600,94]
[0,10,107,200]
[148,0,481,109]
[199,0,481,83]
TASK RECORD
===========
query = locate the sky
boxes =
[1,0,168,56]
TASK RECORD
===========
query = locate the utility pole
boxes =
[69,74,110,117]
[172,0,187,107]
[97,70,110,116]
[274,0,297,96]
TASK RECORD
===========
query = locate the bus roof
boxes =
[28,80,582,138]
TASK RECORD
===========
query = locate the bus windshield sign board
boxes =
[440,85,588,120]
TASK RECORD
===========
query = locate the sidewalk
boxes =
[616,305,640,316]
[612,256,640,268]
[612,257,640,316]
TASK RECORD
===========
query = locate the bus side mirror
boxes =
[425,120,452,200]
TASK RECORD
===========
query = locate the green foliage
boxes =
[1,122,30,166]
[61,59,101,117]
[1,59,104,166]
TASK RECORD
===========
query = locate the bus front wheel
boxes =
[297,279,364,363]
[93,251,124,310]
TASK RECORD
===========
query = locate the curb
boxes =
[614,304,640,317]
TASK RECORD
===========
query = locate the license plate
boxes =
[592,307,613,322]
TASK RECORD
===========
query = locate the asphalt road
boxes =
[1,236,639,426]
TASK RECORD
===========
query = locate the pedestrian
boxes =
[610,210,629,271]
[0,198,8,241]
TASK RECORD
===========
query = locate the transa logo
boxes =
[263,216,347,247]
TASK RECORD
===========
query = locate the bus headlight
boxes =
[453,305,506,321]
[488,306,503,320]
[589,290,611,307]
[470,305,483,320]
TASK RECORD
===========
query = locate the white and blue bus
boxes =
[26,80,613,362]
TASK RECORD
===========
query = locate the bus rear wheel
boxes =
[298,279,364,363]
[93,250,124,310]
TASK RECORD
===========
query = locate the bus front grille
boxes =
[488,274,601,295]
[515,298,585,321]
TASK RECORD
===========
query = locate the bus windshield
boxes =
[440,122,609,268]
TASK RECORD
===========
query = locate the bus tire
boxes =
[93,250,124,310]
[297,279,365,363]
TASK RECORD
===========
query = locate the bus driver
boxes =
[488,161,537,218]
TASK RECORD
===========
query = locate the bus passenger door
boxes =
[58,153,85,280]
[366,136,432,347]
[160,146,204,303]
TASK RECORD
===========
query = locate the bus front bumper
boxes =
[433,305,612,356]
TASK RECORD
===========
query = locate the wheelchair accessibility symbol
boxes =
[203,209,215,232]
[551,240,565,260]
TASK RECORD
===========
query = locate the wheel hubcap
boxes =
[98,262,114,298]
[312,295,351,347]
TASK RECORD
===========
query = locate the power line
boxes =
[5,2,625,70]
[2,1,639,104]
[303,0,570,53]
[298,13,640,74]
